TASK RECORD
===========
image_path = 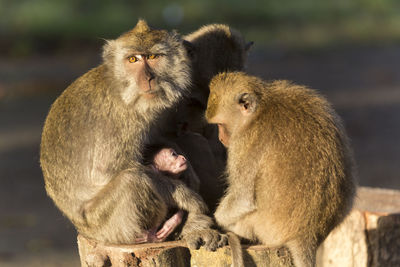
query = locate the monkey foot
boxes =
[184,229,228,251]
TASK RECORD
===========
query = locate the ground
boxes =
[0,45,399,266]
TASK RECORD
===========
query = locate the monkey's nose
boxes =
[148,76,155,90]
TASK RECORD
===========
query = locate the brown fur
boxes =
[184,24,251,107]
[40,20,225,250]
[206,72,356,267]
[156,24,252,213]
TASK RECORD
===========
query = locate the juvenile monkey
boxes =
[40,20,225,250]
[206,72,356,267]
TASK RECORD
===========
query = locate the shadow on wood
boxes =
[78,187,400,266]
[77,235,293,267]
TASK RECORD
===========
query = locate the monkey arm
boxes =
[214,182,257,228]
[150,171,209,214]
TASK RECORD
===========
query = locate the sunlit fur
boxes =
[206,72,356,267]
[155,24,251,214]
[40,20,220,245]
[102,19,191,115]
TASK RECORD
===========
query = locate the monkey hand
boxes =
[133,210,184,243]
[184,229,228,251]
[155,210,184,241]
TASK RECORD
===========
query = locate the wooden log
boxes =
[77,187,400,266]
[77,235,293,267]
[317,187,400,267]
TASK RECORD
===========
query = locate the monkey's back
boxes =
[40,65,140,222]
[241,80,355,245]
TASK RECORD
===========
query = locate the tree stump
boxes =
[77,235,293,267]
[317,187,400,267]
[77,187,400,266]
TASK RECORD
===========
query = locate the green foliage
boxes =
[1,0,400,51]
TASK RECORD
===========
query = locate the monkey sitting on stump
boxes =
[206,72,356,267]
[40,20,226,251]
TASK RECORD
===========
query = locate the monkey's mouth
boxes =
[179,162,187,168]
[142,90,160,98]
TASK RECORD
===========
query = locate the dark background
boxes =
[1,0,399,266]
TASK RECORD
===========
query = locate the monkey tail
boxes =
[227,232,244,267]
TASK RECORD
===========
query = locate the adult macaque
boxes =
[40,20,226,250]
[206,72,356,267]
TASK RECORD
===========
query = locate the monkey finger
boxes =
[186,239,202,250]
[185,229,223,251]
[155,210,184,240]
[155,229,169,240]
[184,233,203,250]
[201,230,222,251]
[217,233,229,248]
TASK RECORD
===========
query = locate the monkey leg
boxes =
[80,168,168,244]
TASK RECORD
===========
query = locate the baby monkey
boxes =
[146,145,188,180]
[135,144,196,243]
[206,72,356,267]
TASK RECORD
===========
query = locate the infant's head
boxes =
[153,148,187,176]
[143,145,188,178]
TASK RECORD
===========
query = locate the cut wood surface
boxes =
[78,187,400,266]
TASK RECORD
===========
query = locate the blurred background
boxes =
[1,0,399,266]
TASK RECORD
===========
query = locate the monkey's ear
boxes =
[238,92,257,115]
[183,40,196,60]
[245,41,254,52]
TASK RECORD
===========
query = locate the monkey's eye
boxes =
[171,150,178,157]
[147,54,158,60]
[128,56,138,63]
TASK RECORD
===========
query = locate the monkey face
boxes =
[102,20,191,112]
[153,148,187,176]
[124,54,162,98]
[206,72,259,147]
